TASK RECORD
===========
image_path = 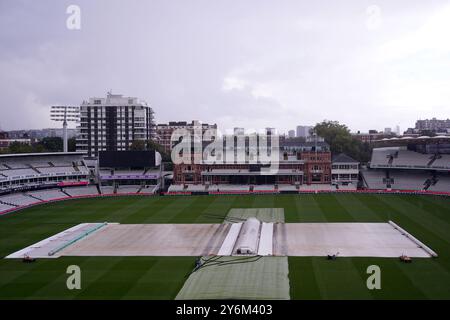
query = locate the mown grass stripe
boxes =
[313,194,356,222]
[335,194,383,222]
[288,257,321,299]
[0,194,449,300]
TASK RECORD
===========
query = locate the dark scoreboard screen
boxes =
[99,151,155,168]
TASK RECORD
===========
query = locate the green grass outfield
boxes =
[0,193,449,299]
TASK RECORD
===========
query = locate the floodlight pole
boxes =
[63,120,68,153]
[51,105,79,153]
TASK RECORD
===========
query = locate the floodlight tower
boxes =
[50,106,80,152]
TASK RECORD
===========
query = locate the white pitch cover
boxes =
[217,222,243,256]
[258,222,274,256]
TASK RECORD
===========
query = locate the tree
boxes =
[130,140,146,151]
[146,140,171,162]
[313,120,372,163]
[7,142,34,154]
[68,138,77,152]
[40,137,63,152]
[3,136,69,154]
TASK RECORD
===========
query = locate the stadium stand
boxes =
[428,175,450,192]
[430,154,450,169]
[392,150,431,168]
[116,185,141,194]
[371,147,450,171]
[168,185,185,192]
[389,171,430,190]
[140,185,158,194]
[370,148,397,167]
[253,185,276,191]
[2,162,30,169]
[361,169,387,189]
[100,186,115,194]
[1,168,38,178]
[38,166,78,175]
[0,153,90,195]
[299,184,333,191]
[50,161,75,167]
[186,184,206,192]
[214,185,250,192]
[335,184,357,191]
[64,186,100,197]
[0,203,16,212]
[27,189,69,201]
[278,184,298,191]
[0,194,40,206]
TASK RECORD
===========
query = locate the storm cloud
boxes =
[0,0,449,133]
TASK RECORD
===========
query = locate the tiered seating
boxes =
[140,185,158,194]
[335,184,357,191]
[38,166,77,175]
[253,185,276,191]
[27,189,68,201]
[64,186,99,197]
[428,176,450,192]
[30,162,51,168]
[186,185,206,192]
[430,155,450,169]
[278,185,298,191]
[100,186,115,194]
[0,203,16,213]
[1,168,38,178]
[371,148,445,169]
[2,162,29,169]
[299,184,333,191]
[0,194,40,206]
[212,185,250,191]
[50,161,73,167]
[116,185,140,194]
[390,171,429,190]
[361,169,387,189]
[168,185,185,192]
[392,151,431,168]
[0,155,90,195]
[370,148,397,167]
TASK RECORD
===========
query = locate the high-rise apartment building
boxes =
[296,125,313,138]
[288,130,295,138]
[415,118,450,132]
[155,120,217,153]
[76,93,155,157]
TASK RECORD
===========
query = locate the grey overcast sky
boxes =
[0,0,449,134]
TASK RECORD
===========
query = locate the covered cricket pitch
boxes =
[6,210,436,259]
[1,194,449,300]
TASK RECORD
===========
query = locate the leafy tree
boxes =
[7,142,34,154]
[33,144,46,153]
[147,140,171,163]
[40,137,63,152]
[68,138,77,152]
[130,140,147,151]
[313,120,372,163]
